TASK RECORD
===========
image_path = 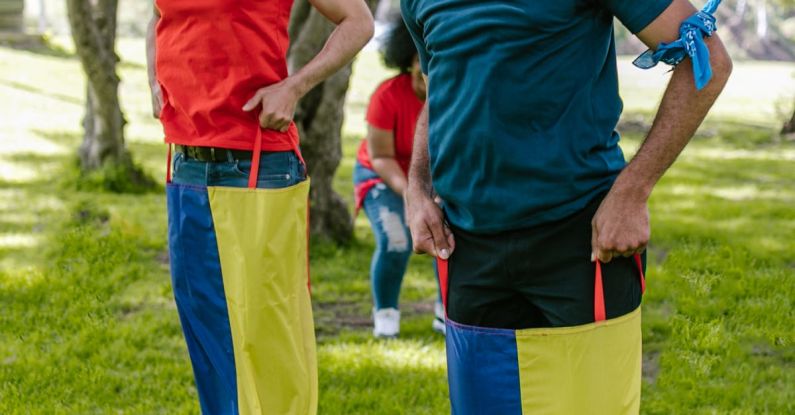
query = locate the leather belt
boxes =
[176,145,253,162]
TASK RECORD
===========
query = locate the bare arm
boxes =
[243,0,374,131]
[367,126,408,195]
[406,96,454,259]
[408,103,432,196]
[592,0,732,262]
[145,6,161,119]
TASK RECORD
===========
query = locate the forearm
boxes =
[371,158,408,195]
[613,36,732,200]
[145,14,158,90]
[408,103,432,196]
[287,6,373,98]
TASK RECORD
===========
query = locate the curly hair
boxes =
[380,15,418,73]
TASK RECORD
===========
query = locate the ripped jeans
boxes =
[354,163,414,310]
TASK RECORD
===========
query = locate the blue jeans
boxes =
[354,163,444,311]
[172,150,306,188]
[354,163,412,310]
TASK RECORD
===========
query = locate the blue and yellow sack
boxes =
[166,132,317,415]
[438,256,645,415]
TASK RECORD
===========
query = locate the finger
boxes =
[409,222,433,255]
[277,118,291,132]
[415,228,436,256]
[242,93,261,112]
[427,218,451,259]
[590,221,599,262]
[597,249,613,263]
[443,222,455,255]
[260,112,275,129]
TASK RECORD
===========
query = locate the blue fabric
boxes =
[172,150,307,188]
[445,322,522,415]
[167,184,238,415]
[401,0,672,233]
[354,163,412,310]
[633,0,722,90]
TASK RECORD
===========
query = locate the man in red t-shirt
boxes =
[146,1,373,413]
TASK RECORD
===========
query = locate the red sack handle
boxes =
[594,253,645,322]
[166,143,172,184]
[248,127,306,189]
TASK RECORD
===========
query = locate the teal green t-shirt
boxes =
[402,0,672,233]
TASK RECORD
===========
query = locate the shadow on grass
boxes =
[0,39,75,59]
[0,79,83,106]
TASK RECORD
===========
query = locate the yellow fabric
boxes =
[516,307,642,415]
[209,180,317,415]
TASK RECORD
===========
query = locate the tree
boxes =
[66,0,150,190]
[773,0,795,135]
[0,0,24,33]
[288,0,379,243]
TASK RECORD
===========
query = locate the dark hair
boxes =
[380,15,418,73]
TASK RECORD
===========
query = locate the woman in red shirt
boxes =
[353,17,442,338]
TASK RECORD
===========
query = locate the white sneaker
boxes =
[432,301,446,336]
[373,308,400,338]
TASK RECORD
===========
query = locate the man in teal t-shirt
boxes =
[403,0,731,408]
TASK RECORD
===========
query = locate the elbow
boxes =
[712,49,733,84]
[358,13,375,46]
[708,37,733,87]
[370,156,393,167]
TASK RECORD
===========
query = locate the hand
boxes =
[591,187,650,263]
[405,187,455,259]
[242,79,300,132]
[150,83,163,119]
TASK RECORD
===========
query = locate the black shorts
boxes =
[446,193,645,329]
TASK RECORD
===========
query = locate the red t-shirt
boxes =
[155,0,299,151]
[356,74,424,175]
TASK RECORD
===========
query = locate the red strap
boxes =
[594,260,607,322]
[165,143,172,184]
[248,128,264,189]
[437,258,450,317]
[594,253,646,322]
[635,253,646,294]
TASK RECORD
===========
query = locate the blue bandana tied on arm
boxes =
[633,0,722,90]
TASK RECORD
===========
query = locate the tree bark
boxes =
[0,0,24,33]
[66,0,128,171]
[288,0,379,244]
[782,104,795,135]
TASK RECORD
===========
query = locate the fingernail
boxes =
[590,253,596,262]
[440,248,450,260]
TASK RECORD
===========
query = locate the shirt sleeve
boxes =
[366,83,396,131]
[401,0,431,74]
[602,0,674,34]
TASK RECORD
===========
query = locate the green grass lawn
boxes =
[0,38,794,414]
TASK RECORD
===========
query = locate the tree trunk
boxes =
[782,103,795,135]
[288,0,379,244]
[0,0,24,33]
[66,0,128,171]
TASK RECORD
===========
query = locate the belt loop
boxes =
[226,149,235,162]
[210,147,216,161]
